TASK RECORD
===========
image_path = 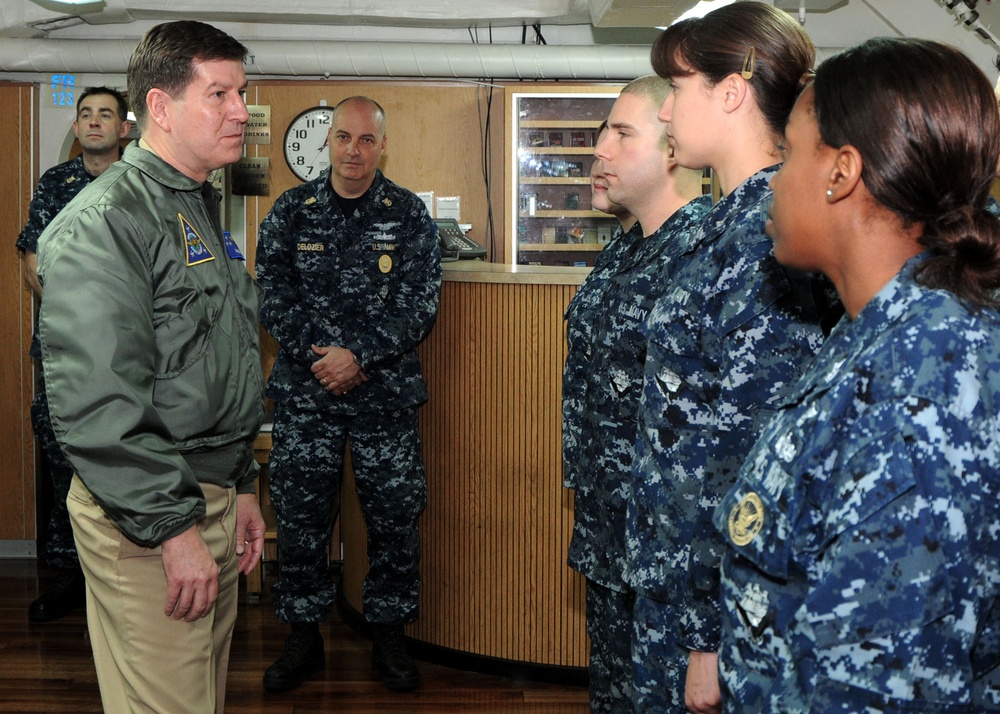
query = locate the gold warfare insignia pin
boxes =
[305,196,317,205]
[382,198,392,207]
[378,254,393,273]
[729,492,764,546]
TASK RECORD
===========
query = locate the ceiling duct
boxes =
[0,37,653,80]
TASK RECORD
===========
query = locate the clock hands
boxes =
[301,134,331,178]
[285,106,334,181]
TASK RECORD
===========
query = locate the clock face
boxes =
[283,106,335,182]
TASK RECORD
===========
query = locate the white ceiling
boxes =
[2,0,691,35]
[0,0,997,78]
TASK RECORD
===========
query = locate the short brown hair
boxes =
[127,20,248,129]
[77,86,128,122]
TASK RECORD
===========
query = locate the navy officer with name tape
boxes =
[255,95,441,694]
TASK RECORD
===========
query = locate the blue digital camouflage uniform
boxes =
[564,196,711,713]
[256,167,441,626]
[715,254,1000,713]
[626,166,835,711]
[563,220,647,500]
[562,222,640,487]
[16,155,95,570]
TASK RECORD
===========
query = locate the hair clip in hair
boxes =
[741,46,756,80]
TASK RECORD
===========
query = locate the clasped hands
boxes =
[311,344,368,396]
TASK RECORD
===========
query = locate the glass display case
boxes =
[507,87,622,266]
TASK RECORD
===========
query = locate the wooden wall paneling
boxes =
[341,277,587,669]
[0,83,37,542]
[500,84,521,266]
[482,81,508,264]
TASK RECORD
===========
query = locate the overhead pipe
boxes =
[0,38,653,79]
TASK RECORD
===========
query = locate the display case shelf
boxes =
[521,177,593,186]
[520,119,605,129]
[520,146,597,156]
[519,243,604,252]
[520,209,612,219]
[507,86,622,267]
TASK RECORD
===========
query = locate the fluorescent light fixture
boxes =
[658,0,736,27]
[30,0,105,13]
[32,16,86,31]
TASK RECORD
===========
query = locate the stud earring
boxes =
[826,189,833,198]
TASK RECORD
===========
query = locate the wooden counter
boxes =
[436,260,590,285]
[339,260,590,673]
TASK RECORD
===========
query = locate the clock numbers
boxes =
[283,106,335,182]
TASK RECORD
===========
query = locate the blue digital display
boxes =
[50,74,76,108]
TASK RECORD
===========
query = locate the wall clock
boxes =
[283,105,334,182]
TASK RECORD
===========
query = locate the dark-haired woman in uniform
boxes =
[717,37,1000,711]
[625,4,836,712]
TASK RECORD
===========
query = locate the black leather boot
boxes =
[263,623,325,692]
[372,624,420,691]
[28,567,86,622]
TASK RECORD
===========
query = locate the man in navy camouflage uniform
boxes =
[256,96,441,694]
[563,76,709,713]
[16,86,129,622]
[562,120,638,478]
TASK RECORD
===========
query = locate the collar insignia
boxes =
[179,213,216,266]
[382,198,392,207]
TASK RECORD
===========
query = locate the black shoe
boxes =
[263,625,325,693]
[28,567,86,622]
[372,624,420,691]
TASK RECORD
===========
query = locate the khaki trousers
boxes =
[68,475,239,714]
